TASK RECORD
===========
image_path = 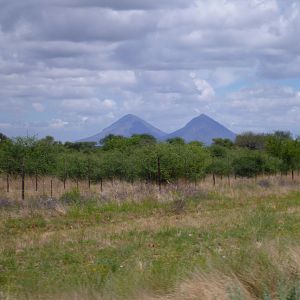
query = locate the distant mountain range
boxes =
[78,113,236,144]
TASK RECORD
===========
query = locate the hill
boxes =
[164,114,236,144]
[78,114,166,143]
[78,113,235,144]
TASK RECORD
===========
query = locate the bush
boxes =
[60,188,82,205]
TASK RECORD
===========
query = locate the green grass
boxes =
[1,189,300,299]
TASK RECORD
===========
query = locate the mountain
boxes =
[78,113,236,145]
[164,114,236,144]
[78,114,166,143]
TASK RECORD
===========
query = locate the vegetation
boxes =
[1,131,300,199]
[1,178,300,299]
[1,131,300,299]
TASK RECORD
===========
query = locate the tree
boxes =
[100,135,129,151]
[273,131,292,140]
[30,138,57,191]
[209,144,227,158]
[64,141,97,152]
[0,132,9,143]
[212,138,234,149]
[0,136,37,198]
[129,134,157,146]
[0,139,15,192]
[235,132,268,150]
[265,133,299,176]
[166,137,185,145]
[232,150,265,178]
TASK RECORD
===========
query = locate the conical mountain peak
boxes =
[186,114,220,127]
[118,114,140,121]
[78,114,166,143]
[165,114,236,144]
[78,113,236,145]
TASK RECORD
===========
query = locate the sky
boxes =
[0,0,300,141]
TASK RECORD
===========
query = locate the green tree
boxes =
[235,132,268,150]
[166,137,185,146]
[0,132,9,143]
[212,138,234,149]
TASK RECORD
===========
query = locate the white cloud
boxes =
[1,0,300,140]
[219,85,300,133]
[61,98,116,114]
[97,71,136,86]
[49,119,69,129]
[193,78,215,101]
[32,102,45,112]
[211,68,239,87]
[0,122,12,128]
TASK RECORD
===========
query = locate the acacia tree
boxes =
[0,137,36,198]
[265,133,300,178]
[56,152,71,189]
[184,143,210,183]
[0,139,16,192]
[207,144,233,185]
[231,149,275,178]
[0,132,9,143]
[31,137,58,191]
[67,152,88,189]
[235,132,268,150]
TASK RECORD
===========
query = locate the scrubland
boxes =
[1,175,300,299]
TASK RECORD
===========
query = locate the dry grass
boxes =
[33,245,300,300]
[0,173,299,204]
[1,175,300,299]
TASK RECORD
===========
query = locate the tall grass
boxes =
[0,173,299,203]
[1,176,300,299]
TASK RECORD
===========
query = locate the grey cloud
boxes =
[1,0,300,140]
[64,0,193,10]
[1,4,158,42]
[218,85,300,134]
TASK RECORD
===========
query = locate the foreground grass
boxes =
[1,182,300,299]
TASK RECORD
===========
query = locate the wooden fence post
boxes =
[157,157,161,192]
[21,161,25,200]
[227,174,230,187]
[6,174,9,193]
[35,171,38,192]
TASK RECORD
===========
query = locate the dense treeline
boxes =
[1,131,300,197]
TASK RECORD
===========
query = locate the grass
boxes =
[1,177,300,299]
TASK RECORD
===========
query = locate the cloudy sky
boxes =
[1,0,300,141]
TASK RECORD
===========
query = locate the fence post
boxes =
[100,178,103,192]
[157,157,161,192]
[6,173,9,193]
[21,161,25,200]
[50,179,53,198]
[35,171,38,192]
[227,174,230,187]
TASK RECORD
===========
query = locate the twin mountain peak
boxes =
[78,113,236,145]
